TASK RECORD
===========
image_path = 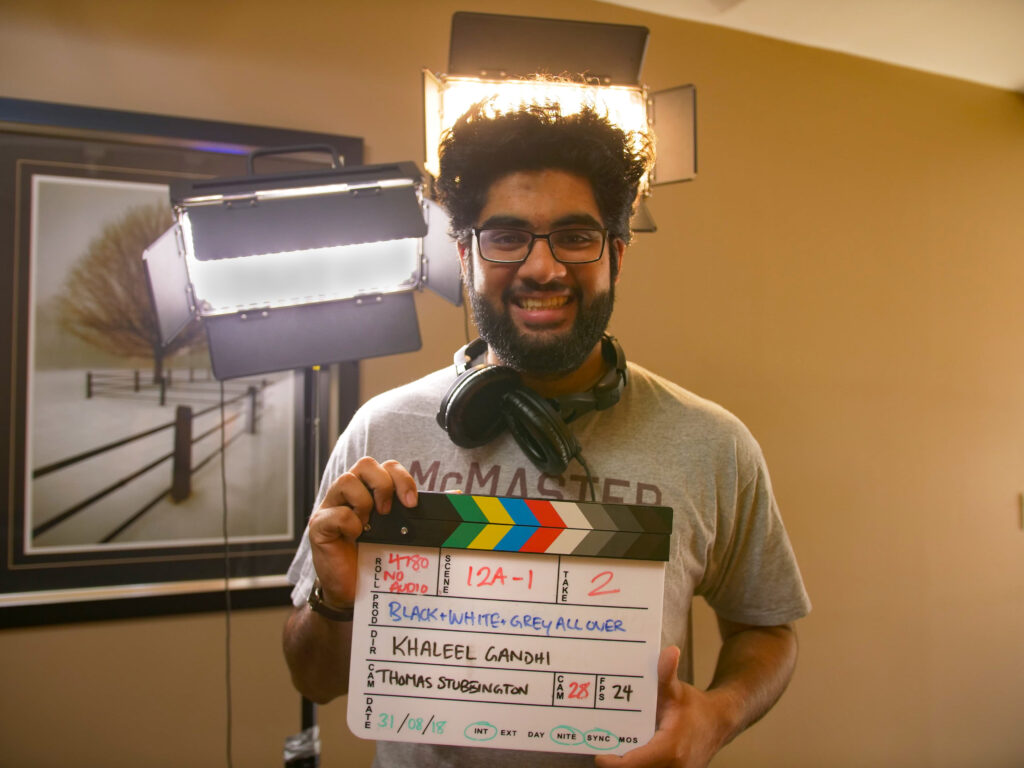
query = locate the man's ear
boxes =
[612,238,626,284]
[457,240,470,275]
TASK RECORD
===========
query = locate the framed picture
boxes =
[0,97,363,626]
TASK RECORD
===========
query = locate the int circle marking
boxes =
[464,721,497,741]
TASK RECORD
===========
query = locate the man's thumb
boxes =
[658,644,681,685]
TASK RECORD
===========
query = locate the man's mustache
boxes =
[502,279,580,304]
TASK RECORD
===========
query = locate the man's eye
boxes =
[486,231,530,247]
[553,230,600,248]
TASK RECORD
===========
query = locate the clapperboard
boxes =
[347,492,673,757]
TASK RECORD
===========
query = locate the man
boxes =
[283,103,811,768]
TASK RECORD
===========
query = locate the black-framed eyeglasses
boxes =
[472,227,608,264]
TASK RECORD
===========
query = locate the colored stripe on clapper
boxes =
[360,492,673,562]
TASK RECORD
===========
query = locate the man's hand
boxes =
[594,646,735,768]
[283,457,416,704]
[308,457,418,608]
[595,622,797,767]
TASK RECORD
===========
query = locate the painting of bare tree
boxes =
[57,201,206,383]
[27,176,295,552]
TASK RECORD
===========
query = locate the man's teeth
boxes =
[518,296,569,310]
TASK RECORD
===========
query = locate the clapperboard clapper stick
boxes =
[361,492,673,561]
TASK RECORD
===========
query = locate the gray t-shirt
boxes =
[288,362,811,768]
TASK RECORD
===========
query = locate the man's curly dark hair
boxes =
[435,101,654,246]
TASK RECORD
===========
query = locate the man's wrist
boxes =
[307,578,354,622]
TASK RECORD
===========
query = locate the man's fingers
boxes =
[594,730,674,768]
[382,459,417,509]
[311,459,419,549]
[308,504,365,545]
[320,472,374,517]
[320,458,399,520]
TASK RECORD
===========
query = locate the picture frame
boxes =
[0,97,363,626]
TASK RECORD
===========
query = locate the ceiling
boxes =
[604,0,1024,92]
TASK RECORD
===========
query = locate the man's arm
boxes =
[596,619,799,768]
[281,457,417,704]
[282,604,354,703]
[706,618,799,738]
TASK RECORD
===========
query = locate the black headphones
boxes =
[435,334,627,475]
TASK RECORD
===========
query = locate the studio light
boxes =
[423,12,697,217]
[144,150,460,380]
[424,74,651,181]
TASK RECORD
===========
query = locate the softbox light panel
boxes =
[174,162,427,261]
[204,292,421,380]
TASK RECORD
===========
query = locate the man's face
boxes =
[458,169,624,376]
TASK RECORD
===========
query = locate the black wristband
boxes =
[307,579,354,622]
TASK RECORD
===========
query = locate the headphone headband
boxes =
[450,334,626,421]
[437,335,628,475]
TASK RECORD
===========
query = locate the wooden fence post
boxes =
[246,386,258,434]
[171,405,192,502]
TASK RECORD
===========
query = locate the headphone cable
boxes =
[576,452,597,502]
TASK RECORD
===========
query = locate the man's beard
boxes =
[466,279,615,377]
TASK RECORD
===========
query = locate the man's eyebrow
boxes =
[478,214,531,229]
[477,212,604,230]
[552,213,604,229]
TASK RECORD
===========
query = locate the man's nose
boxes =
[517,237,567,282]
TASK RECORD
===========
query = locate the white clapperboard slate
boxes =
[347,491,673,756]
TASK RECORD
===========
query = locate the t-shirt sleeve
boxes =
[696,437,811,626]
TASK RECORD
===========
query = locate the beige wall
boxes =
[2,1,1023,766]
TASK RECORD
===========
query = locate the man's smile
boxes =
[505,285,578,330]
[514,294,571,310]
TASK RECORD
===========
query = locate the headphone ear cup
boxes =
[502,388,580,476]
[437,365,520,448]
